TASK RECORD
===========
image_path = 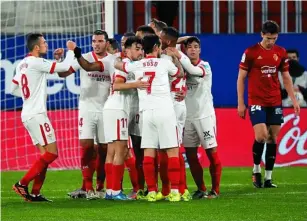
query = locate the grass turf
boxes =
[1,167,307,221]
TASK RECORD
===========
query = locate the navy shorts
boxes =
[248,105,284,126]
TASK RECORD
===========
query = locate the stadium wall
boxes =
[1,34,307,110]
[1,108,306,170]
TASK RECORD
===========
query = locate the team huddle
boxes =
[10,19,299,203]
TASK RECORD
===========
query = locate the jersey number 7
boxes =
[144,72,155,94]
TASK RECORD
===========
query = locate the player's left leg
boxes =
[263,106,283,188]
[197,115,222,198]
[124,145,139,199]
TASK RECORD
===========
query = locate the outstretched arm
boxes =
[74,47,104,72]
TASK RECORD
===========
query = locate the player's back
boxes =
[14,56,49,121]
[239,43,289,106]
[75,51,114,112]
[132,56,176,111]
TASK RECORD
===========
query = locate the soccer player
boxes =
[148,18,167,36]
[168,36,222,199]
[115,34,184,202]
[135,25,155,39]
[62,30,112,199]
[158,27,190,201]
[107,38,120,54]
[121,32,136,52]
[237,20,300,188]
[11,33,76,202]
[103,36,149,200]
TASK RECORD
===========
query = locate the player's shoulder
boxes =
[273,44,287,53]
[198,59,210,67]
[245,43,260,53]
[161,54,172,61]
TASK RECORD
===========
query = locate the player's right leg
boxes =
[78,111,99,200]
[183,120,207,199]
[14,114,58,202]
[249,105,269,188]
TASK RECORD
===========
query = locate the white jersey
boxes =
[103,57,137,114]
[71,51,115,112]
[179,53,214,119]
[123,56,180,111]
[12,51,74,122]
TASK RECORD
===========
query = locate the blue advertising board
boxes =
[1,33,307,110]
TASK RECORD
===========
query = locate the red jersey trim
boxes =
[49,62,56,74]
[115,75,127,82]
[239,64,249,71]
[170,68,180,77]
[92,51,98,62]
[12,79,19,85]
[69,66,75,73]
[123,62,128,73]
[199,66,206,77]
[146,55,157,58]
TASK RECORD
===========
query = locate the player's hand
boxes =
[237,103,247,119]
[175,91,186,102]
[53,48,64,61]
[135,77,150,89]
[66,40,76,50]
[293,87,300,93]
[292,100,300,116]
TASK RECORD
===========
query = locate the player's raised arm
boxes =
[280,51,300,116]
[74,47,104,72]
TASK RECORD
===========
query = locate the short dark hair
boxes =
[136,25,155,35]
[261,20,279,34]
[26,33,43,51]
[93,30,109,40]
[161,27,179,40]
[184,36,201,47]
[123,32,136,37]
[108,38,120,51]
[142,35,160,54]
[151,18,167,32]
[124,36,143,49]
[286,49,299,58]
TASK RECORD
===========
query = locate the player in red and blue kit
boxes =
[237,20,300,188]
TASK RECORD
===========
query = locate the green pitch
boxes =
[1,167,307,221]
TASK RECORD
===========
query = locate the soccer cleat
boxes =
[263,179,277,188]
[204,190,219,199]
[181,189,192,201]
[86,190,99,200]
[147,192,157,202]
[166,191,181,202]
[67,188,86,199]
[112,191,132,200]
[96,190,106,199]
[30,194,53,202]
[104,193,113,200]
[192,190,207,199]
[252,173,263,188]
[12,182,31,201]
[127,190,137,200]
[136,189,146,200]
[156,192,167,201]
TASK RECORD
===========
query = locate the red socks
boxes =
[81,147,96,191]
[159,151,170,195]
[143,156,157,192]
[187,152,206,191]
[111,164,125,191]
[105,163,113,191]
[20,152,57,186]
[125,157,139,192]
[167,157,180,190]
[207,151,222,194]
[179,154,187,194]
[31,166,48,195]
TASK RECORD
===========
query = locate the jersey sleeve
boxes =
[30,50,74,74]
[200,62,212,76]
[123,61,142,73]
[279,48,289,73]
[179,52,205,77]
[10,72,22,97]
[69,58,81,73]
[166,60,180,78]
[239,49,253,71]
[114,69,127,82]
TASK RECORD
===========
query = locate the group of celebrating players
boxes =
[10,19,299,203]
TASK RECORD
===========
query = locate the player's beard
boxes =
[94,46,107,56]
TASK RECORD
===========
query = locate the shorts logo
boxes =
[275,108,283,115]
[121,131,126,137]
[203,131,214,141]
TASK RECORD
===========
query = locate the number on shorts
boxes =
[135,114,140,124]
[44,123,51,132]
[251,105,261,112]
[79,118,83,127]
[144,72,155,94]
[120,118,128,128]
[21,74,30,99]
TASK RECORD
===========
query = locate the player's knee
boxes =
[255,132,268,143]
[266,133,277,144]
[80,140,94,149]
